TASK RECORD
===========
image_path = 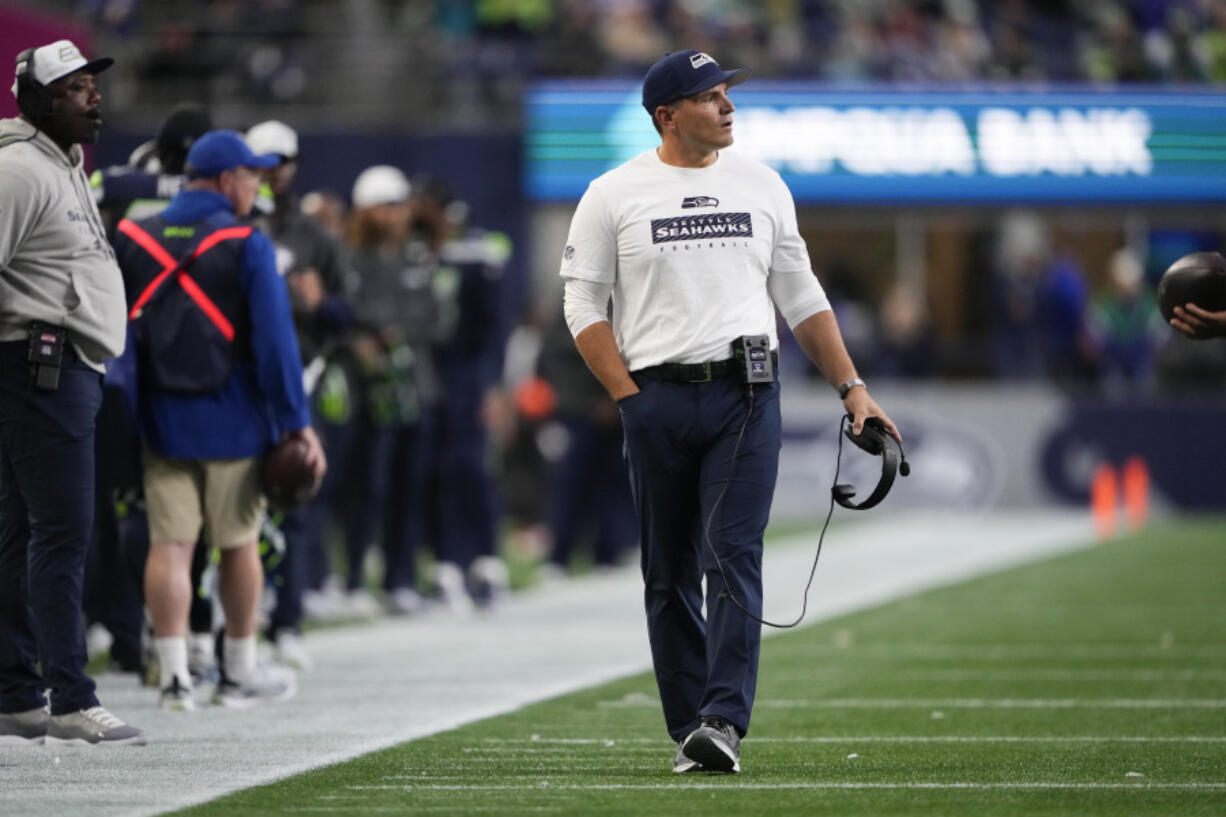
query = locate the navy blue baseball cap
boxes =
[185,129,280,179]
[641,50,750,114]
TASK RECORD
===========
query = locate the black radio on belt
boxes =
[731,334,775,384]
[27,322,66,391]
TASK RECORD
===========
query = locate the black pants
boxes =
[0,340,103,715]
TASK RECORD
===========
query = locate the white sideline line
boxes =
[753,698,1226,709]
[0,510,1117,817]
[346,782,1226,792]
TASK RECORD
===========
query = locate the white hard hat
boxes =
[245,120,298,160]
[352,165,410,209]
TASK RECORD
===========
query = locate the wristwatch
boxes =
[837,377,866,400]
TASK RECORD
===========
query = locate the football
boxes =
[262,437,320,510]
[1156,250,1226,325]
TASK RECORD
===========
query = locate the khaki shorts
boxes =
[142,447,267,549]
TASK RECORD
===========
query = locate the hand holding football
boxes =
[262,437,321,510]
[1156,251,1226,334]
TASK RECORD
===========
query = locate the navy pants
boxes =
[0,341,102,715]
[548,413,637,568]
[343,416,430,593]
[83,381,145,670]
[620,375,780,742]
[428,382,498,571]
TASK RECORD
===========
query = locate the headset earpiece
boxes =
[832,414,908,511]
[14,47,51,124]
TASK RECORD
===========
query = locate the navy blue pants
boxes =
[548,413,637,568]
[0,340,102,715]
[427,383,498,571]
[620,375,780,742]
[343,415,430,593]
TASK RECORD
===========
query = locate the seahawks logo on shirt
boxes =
[651,212,752,243]
[681,196,719,209]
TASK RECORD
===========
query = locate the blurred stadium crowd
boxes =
[62,0,1226,127]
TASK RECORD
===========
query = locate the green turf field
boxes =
[175,517,1225,817]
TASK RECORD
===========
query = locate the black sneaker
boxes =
[673,741,703,773]
[681,716,741,773]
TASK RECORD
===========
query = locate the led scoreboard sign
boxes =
[524,83,1226,205]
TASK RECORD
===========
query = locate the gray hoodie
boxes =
[0,117,125,370]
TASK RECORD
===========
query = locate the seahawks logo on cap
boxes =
[682,196,719,209]
[690,53,714,69]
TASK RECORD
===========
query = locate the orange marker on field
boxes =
[1091,463,1118,541]
[1122,456,1150,532]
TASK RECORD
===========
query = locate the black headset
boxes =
[833,414,910,510]
[14,48,53,125]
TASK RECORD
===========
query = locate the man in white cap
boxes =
[0,39,145,746]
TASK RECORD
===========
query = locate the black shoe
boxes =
[681,716,741,773]
[673,741,703,773]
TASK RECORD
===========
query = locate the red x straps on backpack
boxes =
[117,219,252,342]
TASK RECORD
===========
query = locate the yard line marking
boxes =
[767,669,1226,682]
[598,696,1226,709]
[478,736,1226,746]
[780,644,1226,659]
[346,782,1226,792]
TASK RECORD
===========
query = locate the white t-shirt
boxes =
[559,148,830,371]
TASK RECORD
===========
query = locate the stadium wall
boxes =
[774,380,1225,517]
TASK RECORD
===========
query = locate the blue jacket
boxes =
[123,189,310,459]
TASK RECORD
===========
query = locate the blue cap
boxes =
[641,50,750,114]
[185,129,280,179]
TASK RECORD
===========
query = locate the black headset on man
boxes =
[834,414,911,510]
[703,351,912,629]
[14,48,53,125]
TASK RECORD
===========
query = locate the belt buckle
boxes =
[689,362,713,383]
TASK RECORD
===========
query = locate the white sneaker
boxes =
[468,556,510,608]
[303,590,341,622]
[387,587,426,616]
[212,663,296,708]
[158,676,196,711]
[188,632,217,684]
[273,630,313,671]
[85,623,113,659]
[303,576,348,622]
[44,706,146,747]
[345,589,382,619]
[434,562,474,616]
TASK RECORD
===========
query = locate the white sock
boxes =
[223,635,257,684]
[155,636,190,688]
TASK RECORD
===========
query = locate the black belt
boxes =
[635,351,777,383]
